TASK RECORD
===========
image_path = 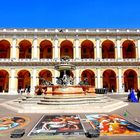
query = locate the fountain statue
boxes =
[55,56,75,86]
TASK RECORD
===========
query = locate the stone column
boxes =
[137,39,140,60]
[116,38,121,59]
[74,37,80,59]
[97,68,101,88]
[118,67,123,93]
[54,37,59,59]
[31,68,37,94]
[138,68,140,89]
[11,38,17,59]
[75,69,80,85]
[9,68,17,94]
[96,38,101,59]
[53,70,59,84]
[32,38,38,59]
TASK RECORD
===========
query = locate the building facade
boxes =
[0,28,140,94]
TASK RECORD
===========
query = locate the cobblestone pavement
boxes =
[0,94,139,140]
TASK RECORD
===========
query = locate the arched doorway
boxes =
[39,70,52,85]
[19,40,32,59]
[81,40,94,59]
[103,70,116,92]
[17,70,31,91]
[0,70,9,92]
[124,69,138,91]
[122,40,136,58]
[81,70,95,86]
[102,40,115,58]
[40,40,53,59]
[60,40,73,59]
[0,40,10,58]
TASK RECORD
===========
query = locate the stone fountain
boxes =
[34,56,94,95]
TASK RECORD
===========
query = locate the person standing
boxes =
[137,89,140,102]
[127,89,138,102]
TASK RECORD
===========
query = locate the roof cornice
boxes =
[0,28,140,37]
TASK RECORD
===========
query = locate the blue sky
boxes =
[0,0,140,28]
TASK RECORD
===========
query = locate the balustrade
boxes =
[0,58,139,63]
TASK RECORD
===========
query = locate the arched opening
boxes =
[0,40,10,58]
[103,70,116,92]
[40,40,53,59]
[18,70,31,91]
[39,70,52,85]
[124,69,138,92]
[102,40,115,58]
[81,40,94,59]
[0,70,9,92]
[60,40,73,59]
[81,70,95,86]
[19,40,32,59]
[122,40,136,58]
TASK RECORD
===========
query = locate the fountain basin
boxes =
[35,85,95,95]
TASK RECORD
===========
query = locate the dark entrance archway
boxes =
[39,70,52,85]
[124,69,138,91]
[81,40,94,59]
[102,40,115,59]
[19,40,32,59]
[122,40,136,58]
[0,40,10,58]
[17,70,31,91]
[103,70,117,92]
[81,70,95,86]
[60,40,73,59]
[40,40,53,59]
[0,70,9,92]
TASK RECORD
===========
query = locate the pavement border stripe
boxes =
[27,114,45,136]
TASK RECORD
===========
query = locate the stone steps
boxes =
[40,98,108,102]
[19,100,128,113]
[17,94,109,105]
[38,101,106,105]
[37,95,111,105]
[44,96,108,100]
[1,95,128,113]
[44,96,97,99]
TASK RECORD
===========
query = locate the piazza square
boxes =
[0,28,140,140]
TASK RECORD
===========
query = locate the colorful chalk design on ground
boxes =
[0,116,30,132]
[85,114,140,136]
[29,115,84,136]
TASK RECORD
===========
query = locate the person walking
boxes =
[137,89,140,102]
[127,89,138,102]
